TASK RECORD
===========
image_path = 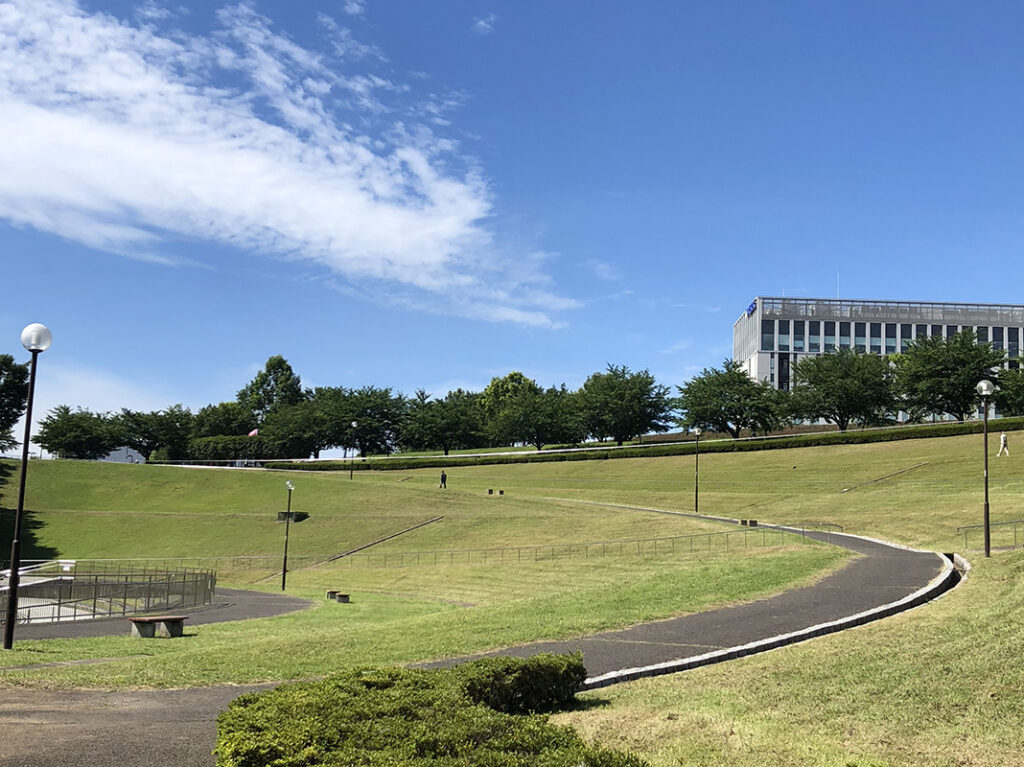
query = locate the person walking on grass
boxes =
[998,432,1009,457]
[439,470,447,489]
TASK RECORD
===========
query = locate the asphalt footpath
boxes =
[0,532,959,767]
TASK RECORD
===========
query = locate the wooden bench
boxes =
[325,590,350,603]
[128,615,189,638]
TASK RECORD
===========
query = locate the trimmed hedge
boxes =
[264,417,1024,473]
[215,653,645,767]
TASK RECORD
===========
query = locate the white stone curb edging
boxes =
[582,535,964,691]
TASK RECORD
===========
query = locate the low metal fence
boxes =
[0,561,216,625]
[328,526,819,569]
[955,519,1024,551]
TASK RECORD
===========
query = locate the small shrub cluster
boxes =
[264,417,1024,473]
[215,653,645,767]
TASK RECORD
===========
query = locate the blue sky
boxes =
[3,0,1024,438]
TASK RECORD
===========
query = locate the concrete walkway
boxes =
[0,530,959,767]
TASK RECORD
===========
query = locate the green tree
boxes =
[33,405,121,459]
[349,386,407,456]
[117,405,194,461]
[994,367,1024,416]
[489,385,582,450]
[0,353,29,452]
[237,355,306,424]
[579,364,674,445]
[193,402,255,438]
[479,372,542,422]
[789,349,895,432]
[895,331,1006,420]
[402,389,485,455]
[676,360,783,439]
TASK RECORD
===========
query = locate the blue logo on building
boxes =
[746,300,757,316]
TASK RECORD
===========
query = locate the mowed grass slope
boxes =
[0,456,844,687]
[4,434,1024,766]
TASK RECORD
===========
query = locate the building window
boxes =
[778,320,790,351]
[854,322,866,352]
[900,324,912,352]
[993,327,1004,350]
[762,320,774,351]
[839,322,851,349]
[809,321,820,353]
[916,324,927,339]
[1010,327,1019,358]
[885,323,897,354]
[977,326,989,344]
[947,325,958,338]
[931,325,942,337]
[794,321,805,352]
[824,321,836,352]
[869,322,881,354]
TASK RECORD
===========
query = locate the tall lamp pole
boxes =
[4,323,52,650]
[349,420,357,480]
[977,379,995,558]
[281,480,294,591]
[693,427,702,514]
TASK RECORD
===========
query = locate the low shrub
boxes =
[215,654,645,767]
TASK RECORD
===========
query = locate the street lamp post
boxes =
[977,379,995,558]
[349,420,357,480]
[693,427,702,515]
[4,323,52,650]
[281,480,294,591]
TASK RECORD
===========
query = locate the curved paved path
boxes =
[0,528,959,767]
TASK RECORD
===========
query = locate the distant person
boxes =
[440,470,447,489]
[998,432,1009,457]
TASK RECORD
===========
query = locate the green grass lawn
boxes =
[2,432,1024,765]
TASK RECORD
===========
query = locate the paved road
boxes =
[0,531,957,767]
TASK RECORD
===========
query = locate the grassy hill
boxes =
[2,432,1024,764]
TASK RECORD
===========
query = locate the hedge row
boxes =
[215,653,645,767]
[264,417,1024,473]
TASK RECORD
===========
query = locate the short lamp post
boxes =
[281,480,295,591]
[3,323,52,650]
[693,427,702,515]
[977,379,995,558]
[349,420,357,480]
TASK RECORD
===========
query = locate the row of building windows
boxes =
[760,320,1022,357]
[764,350,1019,390]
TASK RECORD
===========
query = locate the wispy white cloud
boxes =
[342,0,366,16]
[0,0,573,326]
[473,13,497,35]
[583,258,622,282]
[660,339,694,354]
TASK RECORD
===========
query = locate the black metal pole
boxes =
[694,432,700,514]
[983,397,991,558]
[4,350,40,650]
[281,487,292,591]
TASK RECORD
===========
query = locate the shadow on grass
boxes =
[0,509,61,568]
[0,459,60,566]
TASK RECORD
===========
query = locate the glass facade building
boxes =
[733,297,1024,391]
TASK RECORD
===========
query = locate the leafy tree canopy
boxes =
[895,331,1006,421]
[33,405,121,460]
[237,355,306,424]
[579,364,674,445]
[676,359,783,439]
[0,353,29,452]
[193,401,255,439]
[790,349,895,431]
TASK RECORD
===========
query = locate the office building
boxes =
[733,297,1024,390]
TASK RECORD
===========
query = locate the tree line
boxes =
[3,329,1021,462]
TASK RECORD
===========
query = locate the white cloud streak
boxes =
[473,13,497,35]
[0,0,574,326]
